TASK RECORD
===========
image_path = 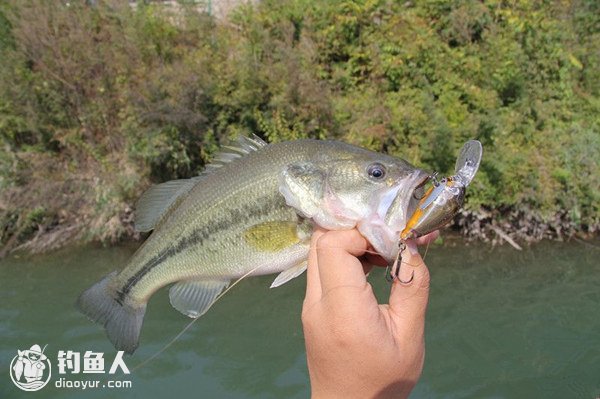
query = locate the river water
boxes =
[1,239,599,398]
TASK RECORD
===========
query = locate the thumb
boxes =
[388,241,430,334]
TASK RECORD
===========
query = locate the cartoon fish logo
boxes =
[9,344,52,392]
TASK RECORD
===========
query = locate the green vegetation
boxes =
[0,0,598,254]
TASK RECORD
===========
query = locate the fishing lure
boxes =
[387,140,483,283]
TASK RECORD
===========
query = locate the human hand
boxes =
[302,227,438,399]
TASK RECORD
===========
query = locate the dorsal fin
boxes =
[134,177,203,232]
[134,135,267,232]
[202,134,267,175]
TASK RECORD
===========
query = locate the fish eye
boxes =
[367,163,386,179]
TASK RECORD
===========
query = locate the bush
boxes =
[0,0,598,253]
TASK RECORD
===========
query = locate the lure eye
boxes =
[413,186,425,200]
[367,163,386,179]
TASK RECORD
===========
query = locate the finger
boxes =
[315,229,369,294]
[305,227,326,307]
[415,230,439,246]
[388,242,430,336]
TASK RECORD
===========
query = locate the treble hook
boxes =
[385,241,413,284]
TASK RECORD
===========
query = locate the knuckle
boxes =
[419,267,431,290]
[300,309,312,326]
[301,302,318,327]
[315,232,336,250]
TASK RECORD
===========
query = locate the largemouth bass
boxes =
[77,136,428,353]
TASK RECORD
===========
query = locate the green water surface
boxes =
[1,239,599,398]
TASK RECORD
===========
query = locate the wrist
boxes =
[309,376,414,399]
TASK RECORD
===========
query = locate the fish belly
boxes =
[113,190,310,304]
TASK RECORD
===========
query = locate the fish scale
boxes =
[77,137,428,353]
[117,145,317,298]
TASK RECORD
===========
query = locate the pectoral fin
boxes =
[244,221,301,252]
[270,261,307,288]
[169,279,230,318]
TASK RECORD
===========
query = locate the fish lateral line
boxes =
[77,137,436,355]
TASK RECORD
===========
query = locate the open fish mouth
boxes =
[384,170,431,234]
[406,172,432,222]
[360,169,431,262]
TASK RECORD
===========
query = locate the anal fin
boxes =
[169,279,230,318]
[270,261,307,288]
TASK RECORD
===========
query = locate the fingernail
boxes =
[406,241,419,256]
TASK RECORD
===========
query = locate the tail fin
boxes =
[76,272,146,354]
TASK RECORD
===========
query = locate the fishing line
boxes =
[422,239,432,261]
[131,243,425,371]
[131,263,266,372]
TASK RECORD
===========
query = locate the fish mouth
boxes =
[360,169,430,262]
[406,172,431,221]
[384,170,431,233]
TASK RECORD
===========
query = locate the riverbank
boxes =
[1,204,597,258]
[1,1,598,256]
[456,208,598,249]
